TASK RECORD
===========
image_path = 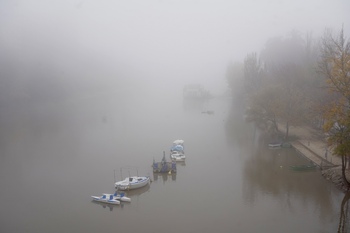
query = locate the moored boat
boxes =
[170,151,186,161]
[91,194,120,205]
[268,142,282,148]
[103,191,131,202]
[170,139,185,161]
[153,152,177,173]
[114,176,150,190]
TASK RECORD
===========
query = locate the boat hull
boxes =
[115,176,150,190]
[102,192,131,202]
[170,155,186,162]
[91,195,120,205]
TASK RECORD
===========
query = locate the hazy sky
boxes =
[1,0,349,95]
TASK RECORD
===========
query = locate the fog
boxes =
[1,2,350,232]
[1,0,349,100]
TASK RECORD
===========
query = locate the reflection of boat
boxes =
[114,176,150,190]
[91,194,120,205]
[123,184,150,198]
[153,172,176,182]
[290,164,317,171]
[91,200,124,211]
[177,160,186,166]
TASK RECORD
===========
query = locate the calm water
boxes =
[0,91,346,233]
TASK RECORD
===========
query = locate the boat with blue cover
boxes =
[170,139,186,161]
[91,194,121,205]
[102,191,131,202]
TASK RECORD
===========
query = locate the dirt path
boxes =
[279,123,350,191]
[279,123,341,167]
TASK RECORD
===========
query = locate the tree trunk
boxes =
[341,156,350,188]
[285,121,289,140]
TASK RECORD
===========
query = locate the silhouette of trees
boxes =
[243,31,313,140]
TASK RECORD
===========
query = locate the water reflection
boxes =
[338,192,350,233]
[240,127,340,224]
[123,184,150,198]
[1,93,346,232]
[91,200,125,211]
[176,161,186,167]
[153,172,177,183]
[182,98,209,113]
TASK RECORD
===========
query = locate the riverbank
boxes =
[279,124,350,192]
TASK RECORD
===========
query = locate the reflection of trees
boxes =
[242,140,337,221]
[225,113,255,146]
[224,97,257,147]
[338,192,350,233]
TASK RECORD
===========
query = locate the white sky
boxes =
[1,0,349,95]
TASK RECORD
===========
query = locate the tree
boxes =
[319,27,350,187]
[256,32,313,139]
[226,61,244,96]
[273,63,309,139]
[243,53,263,94]
[245,85,281,136]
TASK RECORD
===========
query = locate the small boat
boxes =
[170,151,186,161]
[103,191,131,202]
[114,176,150,190]
[170,139,185,161]
[268,142,282,148]
[91,194,120,205]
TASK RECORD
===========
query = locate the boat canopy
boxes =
[171,145,184,151]
[173,139,184,145]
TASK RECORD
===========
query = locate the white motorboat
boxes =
[114,176,150,190]
[91,194,120,205]
[170,151,186,161]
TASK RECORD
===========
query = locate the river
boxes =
[0,89,346,233]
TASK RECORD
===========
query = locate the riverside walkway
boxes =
[280,124,341,167]
[281,124,350,191]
